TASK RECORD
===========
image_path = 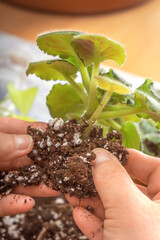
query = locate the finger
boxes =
[0,117,46,134]
[125,148,160,185]
[136,184,151,199]
[92,148,148,212]
[0,132,33,161]
[73,207,103,240]
[14,182,60,197]
[0,194,35,217]
[66,194,105,220]
[0,156,33,170]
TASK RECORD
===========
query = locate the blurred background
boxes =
[0,0,160,120]
[1,0,159,79]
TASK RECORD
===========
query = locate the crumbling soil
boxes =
[0,118,128,199]
[0,196,88,240]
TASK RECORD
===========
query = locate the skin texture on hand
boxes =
[0,117,60,217]
[71,148,160,240]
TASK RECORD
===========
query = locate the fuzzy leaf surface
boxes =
[72,34,126,66]
[26,60,77,81]
[95,75,131,95]
[46,84,85,120]
[37,31,81,59]
[135,79,160,121]
[8,83,37,116]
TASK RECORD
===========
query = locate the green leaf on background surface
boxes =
[8,83,37,116]
[72,34,126,66]
[37,31,82,59]
[26,60,78,81]
[135,78,160,121]
[46,84,85,120]
[95,75,131,95]
[11,113,36,122]
[121,121,141,150]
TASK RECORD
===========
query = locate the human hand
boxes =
[73,148,160,240]
[0,117,60,217]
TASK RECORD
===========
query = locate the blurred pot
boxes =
[6,0,147,14]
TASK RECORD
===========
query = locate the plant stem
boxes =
[88,86,113,125]
[85,61,100,119]
[37,225,54,240]
[99,106,147,119]
[76,58,90,93]
[106,119,122,131]
[66,76,88,104]
[83,86,113,138]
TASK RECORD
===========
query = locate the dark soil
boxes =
[0,118,128,199]
[0,196,88,240]
[144,139,160,157]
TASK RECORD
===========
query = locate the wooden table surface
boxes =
[0,0,160,82]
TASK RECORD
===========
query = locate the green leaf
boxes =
[46,84,85,120]
[143,133,160,144]
[37,31,82,59]
[11,113,36,122]
[26,60,78,81]
[135,79,160,121]
[72,34,126,66]
[156,121,160,129]
[95,75,131,95]
[121,122,141,150]
[100,68,132,88]
[122,114,141,123]
[8,83,38,116]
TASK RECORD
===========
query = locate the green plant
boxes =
[0,83,37,121]
[26,31,160,150]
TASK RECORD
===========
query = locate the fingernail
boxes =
[93,148,112,167]
[14,135,33,150]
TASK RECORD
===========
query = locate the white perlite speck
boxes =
[32,149,38,155]
[62,142,68,146]
[63,176,69,182]
[55,219,64,228]
[37,157,42,161]
[55,142,61,148]
[55,197,65,204]
[49,118,56,126]
[47,140,52,147]
[57,133,64,137]
[112,130,118,133]
[53,118,64,130]
[86,152,91,157]
[73,132,82,145]
[38,139,44,149]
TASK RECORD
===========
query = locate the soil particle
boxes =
[0,119,128,199]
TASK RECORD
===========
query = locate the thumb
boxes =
[0,132,33,162]
[92,148,143,210]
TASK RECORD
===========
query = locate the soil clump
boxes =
[0,118,128,199]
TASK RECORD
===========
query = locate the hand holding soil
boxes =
[0,117,60,217]
[72,148,160,240]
